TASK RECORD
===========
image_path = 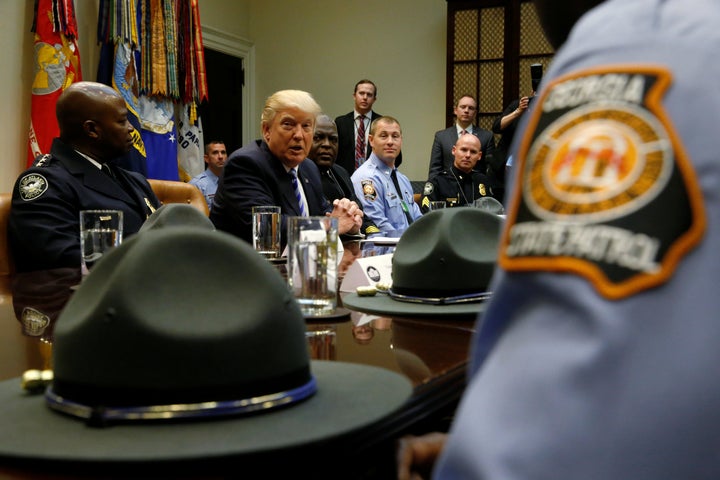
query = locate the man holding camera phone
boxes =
[491,64,544,188]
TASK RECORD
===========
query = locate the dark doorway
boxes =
[199,48,244,153]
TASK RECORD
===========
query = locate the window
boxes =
[446,0,554,131]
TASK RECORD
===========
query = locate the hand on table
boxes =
[396,432,448,480]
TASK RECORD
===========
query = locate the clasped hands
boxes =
[328,198,363,235]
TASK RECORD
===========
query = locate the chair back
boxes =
[148,179,209,216]
[0,193,13,276]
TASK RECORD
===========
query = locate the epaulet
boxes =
[34,154,53,167]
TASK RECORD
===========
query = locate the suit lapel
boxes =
[63,154,135,203]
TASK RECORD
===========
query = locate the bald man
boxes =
[420,133,500,213]
[9,81,160,272]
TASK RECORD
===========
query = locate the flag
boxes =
[96,0,148,175]
[28,0,82,166]
[139,95,179,181]
[175,102,204,182]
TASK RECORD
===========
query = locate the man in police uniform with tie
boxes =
[350,116,422,237]
[8,81,160,273]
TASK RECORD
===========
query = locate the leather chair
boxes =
[147,179,209,216]
[0,192,13,276]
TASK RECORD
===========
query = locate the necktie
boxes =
[355,115,366,170]
[325,169,345,201]
[461,129,468,136]
[289,169,308,217]
[390,169,414,226]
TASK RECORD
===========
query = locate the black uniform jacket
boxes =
[421,166,500,213]
[9,138,160,272]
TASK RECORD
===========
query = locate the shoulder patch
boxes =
[423,182,434,195]
[501,65,705,300]
[361,179,377,201]
[18,173,48,201]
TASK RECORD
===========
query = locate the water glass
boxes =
[252,206,281,258]
[80,210,123,275]
[287,216,338,316]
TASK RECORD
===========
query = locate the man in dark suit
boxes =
[8,81,161,273]
[211,90,363,250]
[309,114,380,238]
[428,95,497,180]
[334,79,389,174]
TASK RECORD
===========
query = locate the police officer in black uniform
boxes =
[420,133,501,213]
[9,81,160,273]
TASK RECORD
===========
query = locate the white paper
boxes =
[340,253,393,292]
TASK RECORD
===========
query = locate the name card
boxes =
[340,253,393,292]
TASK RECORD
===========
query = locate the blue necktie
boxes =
[289,169,308,217]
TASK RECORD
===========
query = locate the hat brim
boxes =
[342,292,488,318]
[0,361,411,465]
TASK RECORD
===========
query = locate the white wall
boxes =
[0,0,446,192]
[246,0,447,182]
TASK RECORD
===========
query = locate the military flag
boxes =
[96,0,148,175]
[28,0,82,166]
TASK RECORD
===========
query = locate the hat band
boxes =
[388,288,492,305]
[45,374,317,426]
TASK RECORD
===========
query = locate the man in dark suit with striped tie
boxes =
[210,90,363,250]
[427,95,497,181]
[335,79,401,175]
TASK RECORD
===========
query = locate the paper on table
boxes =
[340,253,393,292]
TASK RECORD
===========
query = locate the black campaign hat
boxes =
[0,228,411,469]
[342,208,501,317]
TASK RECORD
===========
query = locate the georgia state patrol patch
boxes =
[501,65,705,299]
[18,173,48,201]
[361,179,377,201]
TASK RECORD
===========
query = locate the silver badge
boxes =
[18,173,48,201]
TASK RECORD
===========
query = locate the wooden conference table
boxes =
[0,244,479,478]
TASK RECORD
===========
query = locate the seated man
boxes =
[210,90,362,249]
[308,114,380,238]
[350,116,422,237]
[189,140,227,211]
[421,134,502,213]
[8,81,161,273]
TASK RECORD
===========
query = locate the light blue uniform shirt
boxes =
[189,169,219,211]
[350,154,422,237]
[435,0,720,478]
